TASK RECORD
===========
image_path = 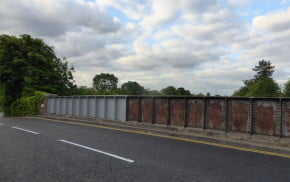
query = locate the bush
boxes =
[10,91,45,116]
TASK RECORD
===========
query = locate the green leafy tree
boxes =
[121,81,145,95]
[72,86,97,95]
[283,80,290,97]
[92,73,118,94]
[177,87,191,95]
[252,60,275,80]
[161,86,191,96]
[233,60,280,97]
[195,93,205,96]
[233,79,256,96]
[161,86,178,95]
[0,34,75,114]
[247,77,280,97]
[145,90,161,95]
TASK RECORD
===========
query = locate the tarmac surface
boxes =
[1,117,290,182]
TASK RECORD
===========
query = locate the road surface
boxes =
[0,117,289,182]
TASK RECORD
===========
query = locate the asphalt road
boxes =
[0,117,290,182]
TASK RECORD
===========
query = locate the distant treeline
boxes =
[72,73,193,96]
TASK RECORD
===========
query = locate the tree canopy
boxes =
[252,60,275,80]
[121,81,145,95]
[246,77,280,97]
[92,73,118,94]
[0,34,75,114]
[161,86,178,95]
[283,80,290,97]
[161,86,191,96]
[72,86,97,95]
[177,87,191,95]
[233,60,280,97]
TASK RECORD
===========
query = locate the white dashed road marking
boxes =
[12,126,40,135]
[58,139,135,163]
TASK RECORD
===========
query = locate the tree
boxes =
[161,86,178,95]
[146,90,161,95]
[177,87,191,95]
[233,60,280,97]
[121,81,145,95]
[72,86,97,95]
[247,77,280,97]
[92,73,118,94]
[233,79,256,97]
[0,34,75,114]
[195,93,205,96]
[253,60,275,80]
[161,86,191,96]
[283,80,290,97]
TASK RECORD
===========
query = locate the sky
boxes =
[1,0,290,95]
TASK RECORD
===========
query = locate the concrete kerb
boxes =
[33,114,290,156]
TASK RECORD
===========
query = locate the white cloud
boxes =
[228,0,253,7]
[232,7,290,87]
[253,7,290,32]
[0,0,121,37]
[96,0,149,20]
[1,0,290,95]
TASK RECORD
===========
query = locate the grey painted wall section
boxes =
[46,96,127,121]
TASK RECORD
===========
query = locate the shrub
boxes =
[10,91,45,116]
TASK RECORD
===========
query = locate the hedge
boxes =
[10,91,45,116]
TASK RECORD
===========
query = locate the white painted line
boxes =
[58,139,135,163]
[12,126,40,135]
[0,123,3,126]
